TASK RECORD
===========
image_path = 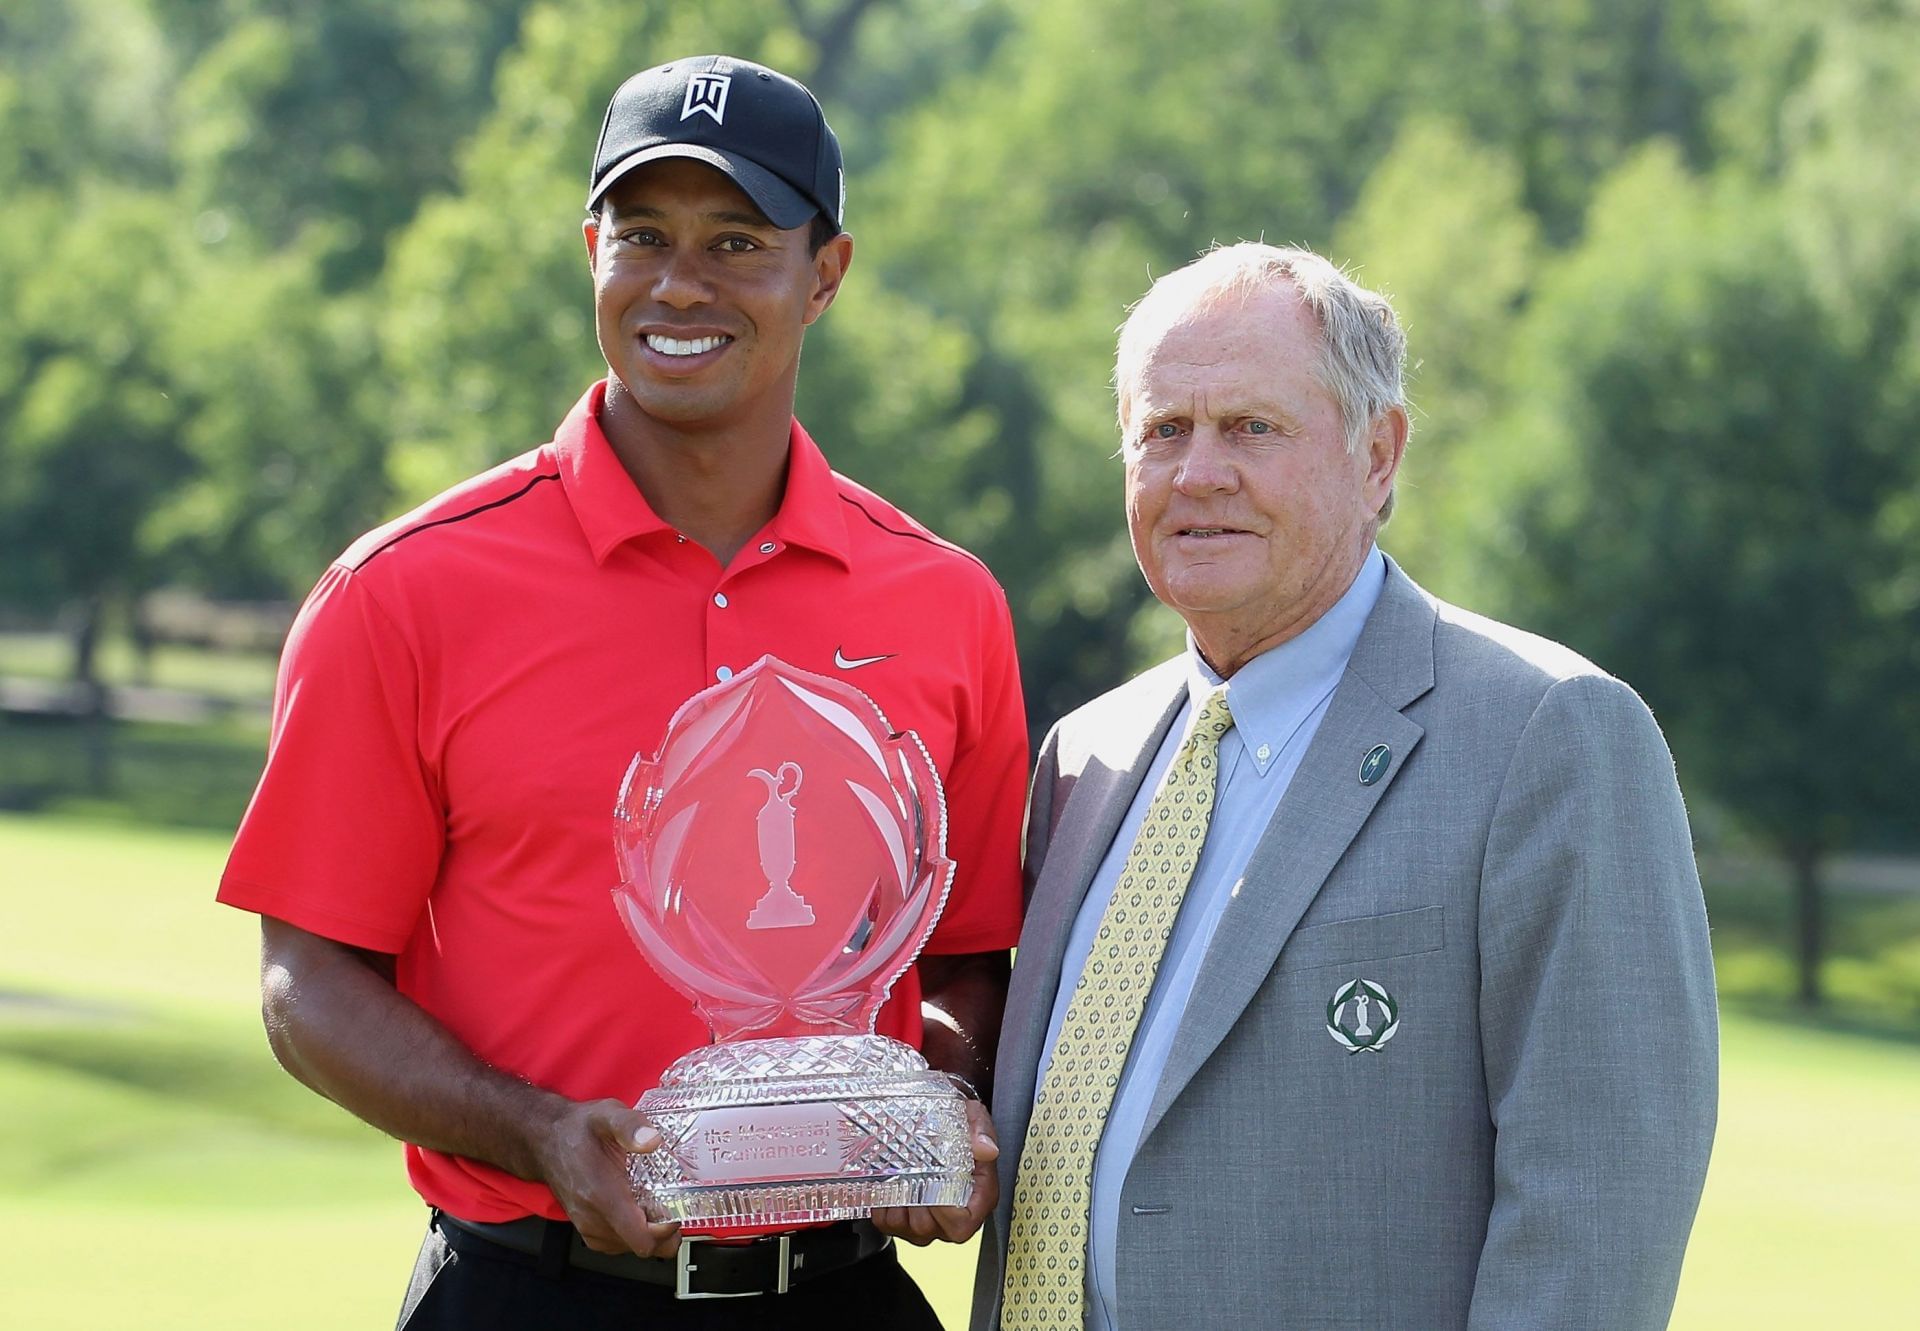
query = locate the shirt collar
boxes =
[767,418,852,568]
[554,380,852,569]
[1184,546,1387,774]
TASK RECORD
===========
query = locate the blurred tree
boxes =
[1333,117,1541,611]
[168,0,528,289]
[1507,147,1920,1005]
[0,0,535,644]
[6,0,1915,846]
[0,0,184,734]
[1458,0,1731,239]
[150,243,390,599]
[858,0,1736,720]
[0,0,176,192]
[133,0,537,594]
[0,186,187,787]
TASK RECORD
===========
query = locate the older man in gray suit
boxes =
[975,244,1717,1330]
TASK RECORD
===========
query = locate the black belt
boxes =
[432,1210,891,1299]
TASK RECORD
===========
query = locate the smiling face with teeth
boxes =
[584,158,851,444]
[1119,281,1406,677]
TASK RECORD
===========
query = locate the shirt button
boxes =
[1256,744,1271,762]
[675,534,687,544]
[758,541,777,554]
[715,665,734,682]
[713,592,729,608]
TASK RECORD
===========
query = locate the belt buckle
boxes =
[674,1233,792,1299]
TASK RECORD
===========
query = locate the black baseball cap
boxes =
[587,55,844,232]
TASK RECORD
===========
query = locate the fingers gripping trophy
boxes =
[611,656,975,1235]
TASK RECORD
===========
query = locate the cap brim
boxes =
[587,144,820,230]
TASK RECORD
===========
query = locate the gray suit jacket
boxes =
[974,562,1717,1330]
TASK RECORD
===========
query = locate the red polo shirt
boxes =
[219,382,1028,1221]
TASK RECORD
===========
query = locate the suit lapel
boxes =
[996,664,1187,1150]
[1141,562,1438,1140]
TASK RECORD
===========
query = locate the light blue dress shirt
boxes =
[1033,549,1386,1331]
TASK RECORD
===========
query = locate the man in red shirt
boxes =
[219,55,1027,1329]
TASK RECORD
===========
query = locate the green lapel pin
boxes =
[1359,744,1391,786]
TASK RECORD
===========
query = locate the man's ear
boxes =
[803,231,855,325]
[1366,404,1409,506]
[582,215,601,274]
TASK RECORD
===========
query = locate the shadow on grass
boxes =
[1719,994,1920,1050]
[0,995,369,1142]
[1704,872,1920,1047]
[0,712,266,832]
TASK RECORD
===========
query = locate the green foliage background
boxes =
[6,0,1918,862]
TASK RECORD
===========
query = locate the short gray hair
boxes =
[1115,243,1408,515]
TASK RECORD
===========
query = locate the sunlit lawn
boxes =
[0,813,977,1328]
[2,812,1915,1328]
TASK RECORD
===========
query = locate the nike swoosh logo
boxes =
[834,648,895,670]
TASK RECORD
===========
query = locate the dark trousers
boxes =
[396,1220,946,1330]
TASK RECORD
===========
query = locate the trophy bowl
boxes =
[629,1035,972,1229]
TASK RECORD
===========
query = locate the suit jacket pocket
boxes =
[1275,904,1445,972]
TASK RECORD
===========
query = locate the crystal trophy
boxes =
[612,655,974,1233]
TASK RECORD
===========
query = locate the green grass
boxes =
[1671,1018,1920,1328]
[2,812,1915,1328]
[0,812,978,1329]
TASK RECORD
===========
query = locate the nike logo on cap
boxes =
[834,648,894,670]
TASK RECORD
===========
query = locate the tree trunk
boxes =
[130,597,157,687]
[69,594,113,796]
[1787,844,1824,1007]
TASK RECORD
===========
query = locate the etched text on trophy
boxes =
[686,1102,850,1184]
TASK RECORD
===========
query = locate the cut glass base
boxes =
[631,1034,973,1231]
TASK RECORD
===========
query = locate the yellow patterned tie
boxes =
[1002,688,1235,1329]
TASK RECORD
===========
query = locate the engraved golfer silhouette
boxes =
[745,761,816,929]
